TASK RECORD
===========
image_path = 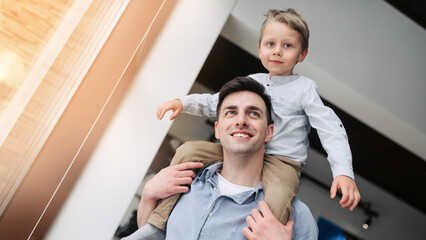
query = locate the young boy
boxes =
[149,8,360,230]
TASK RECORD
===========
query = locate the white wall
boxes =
[45,1,236,239]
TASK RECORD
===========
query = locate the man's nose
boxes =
[235,114,248,127]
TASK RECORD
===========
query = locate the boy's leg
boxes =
[262,154,301,224]
[148,141,223,230]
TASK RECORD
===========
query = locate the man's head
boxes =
[214,77,274,156]
[257,9,309,77]
[216,77,273,125]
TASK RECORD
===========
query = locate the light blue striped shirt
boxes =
[166,163,318,240]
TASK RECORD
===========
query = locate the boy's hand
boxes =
[330,175,361,211]
[243,201,294,240]
[157,99,183,120]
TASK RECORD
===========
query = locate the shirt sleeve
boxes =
[178,92,219,117]
[301,81,354,179]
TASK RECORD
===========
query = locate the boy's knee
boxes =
[171,141,222,166]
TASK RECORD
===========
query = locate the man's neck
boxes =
[219,150,264,188]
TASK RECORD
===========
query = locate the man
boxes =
[125,77,318,239]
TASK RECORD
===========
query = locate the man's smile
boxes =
[230,131,254,139]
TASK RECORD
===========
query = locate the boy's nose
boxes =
[273,46,282,55]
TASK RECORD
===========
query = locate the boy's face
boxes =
[258,21,308,77]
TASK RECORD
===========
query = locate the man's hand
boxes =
[243,201,293,240]
[138,162,203,227]
[330,175,361,211]
[143,161,204,201]
[157,99,183,120]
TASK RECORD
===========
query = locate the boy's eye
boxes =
[267,42,274,47]
[284,43,292,48]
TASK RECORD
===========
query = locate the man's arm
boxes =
[137,162,203,227]
[243,201,294,240]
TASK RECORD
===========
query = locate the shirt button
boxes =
[267,84,270,86]
[208,212,213,216]
[340,124,343,128]
[213,187,217,191]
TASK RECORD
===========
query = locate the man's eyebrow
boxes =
[222,105,237,111]
[248,106,263,112]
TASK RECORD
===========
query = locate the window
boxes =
[0,0,173,238]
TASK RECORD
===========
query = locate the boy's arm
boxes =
[179,92,219,117]
[301,81,360,210]
[157,93,219,120]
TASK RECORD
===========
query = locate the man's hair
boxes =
[258,8,310,51]
[216,76,273,125]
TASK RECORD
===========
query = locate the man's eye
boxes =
[225,111,236,116]
[284,43,292,48]
[250,112,260,117]
[267,42,274,47]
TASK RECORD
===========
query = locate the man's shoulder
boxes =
[291,198,319,240]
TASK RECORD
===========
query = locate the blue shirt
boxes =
[166,163,318,240]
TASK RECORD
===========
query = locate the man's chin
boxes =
[226,143,253,154]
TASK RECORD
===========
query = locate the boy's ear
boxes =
[298,48,308,62]
[257,43,261,55]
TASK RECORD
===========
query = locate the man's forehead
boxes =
[221,91,266,110]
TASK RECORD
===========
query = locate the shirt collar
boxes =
[198,162,264,203]
[198,162,223,181]
[265,74,299,86]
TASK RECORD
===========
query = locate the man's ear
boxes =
[298,48,308,62]
[265,124,274,143]
[214,121,220,140]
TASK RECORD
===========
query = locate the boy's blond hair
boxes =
[259,8,310,51]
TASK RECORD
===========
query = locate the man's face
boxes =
[215,91,273,156]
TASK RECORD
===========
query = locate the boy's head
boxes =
[216,76,273,125]
[257,8,309,77]
[259,8,309,51]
